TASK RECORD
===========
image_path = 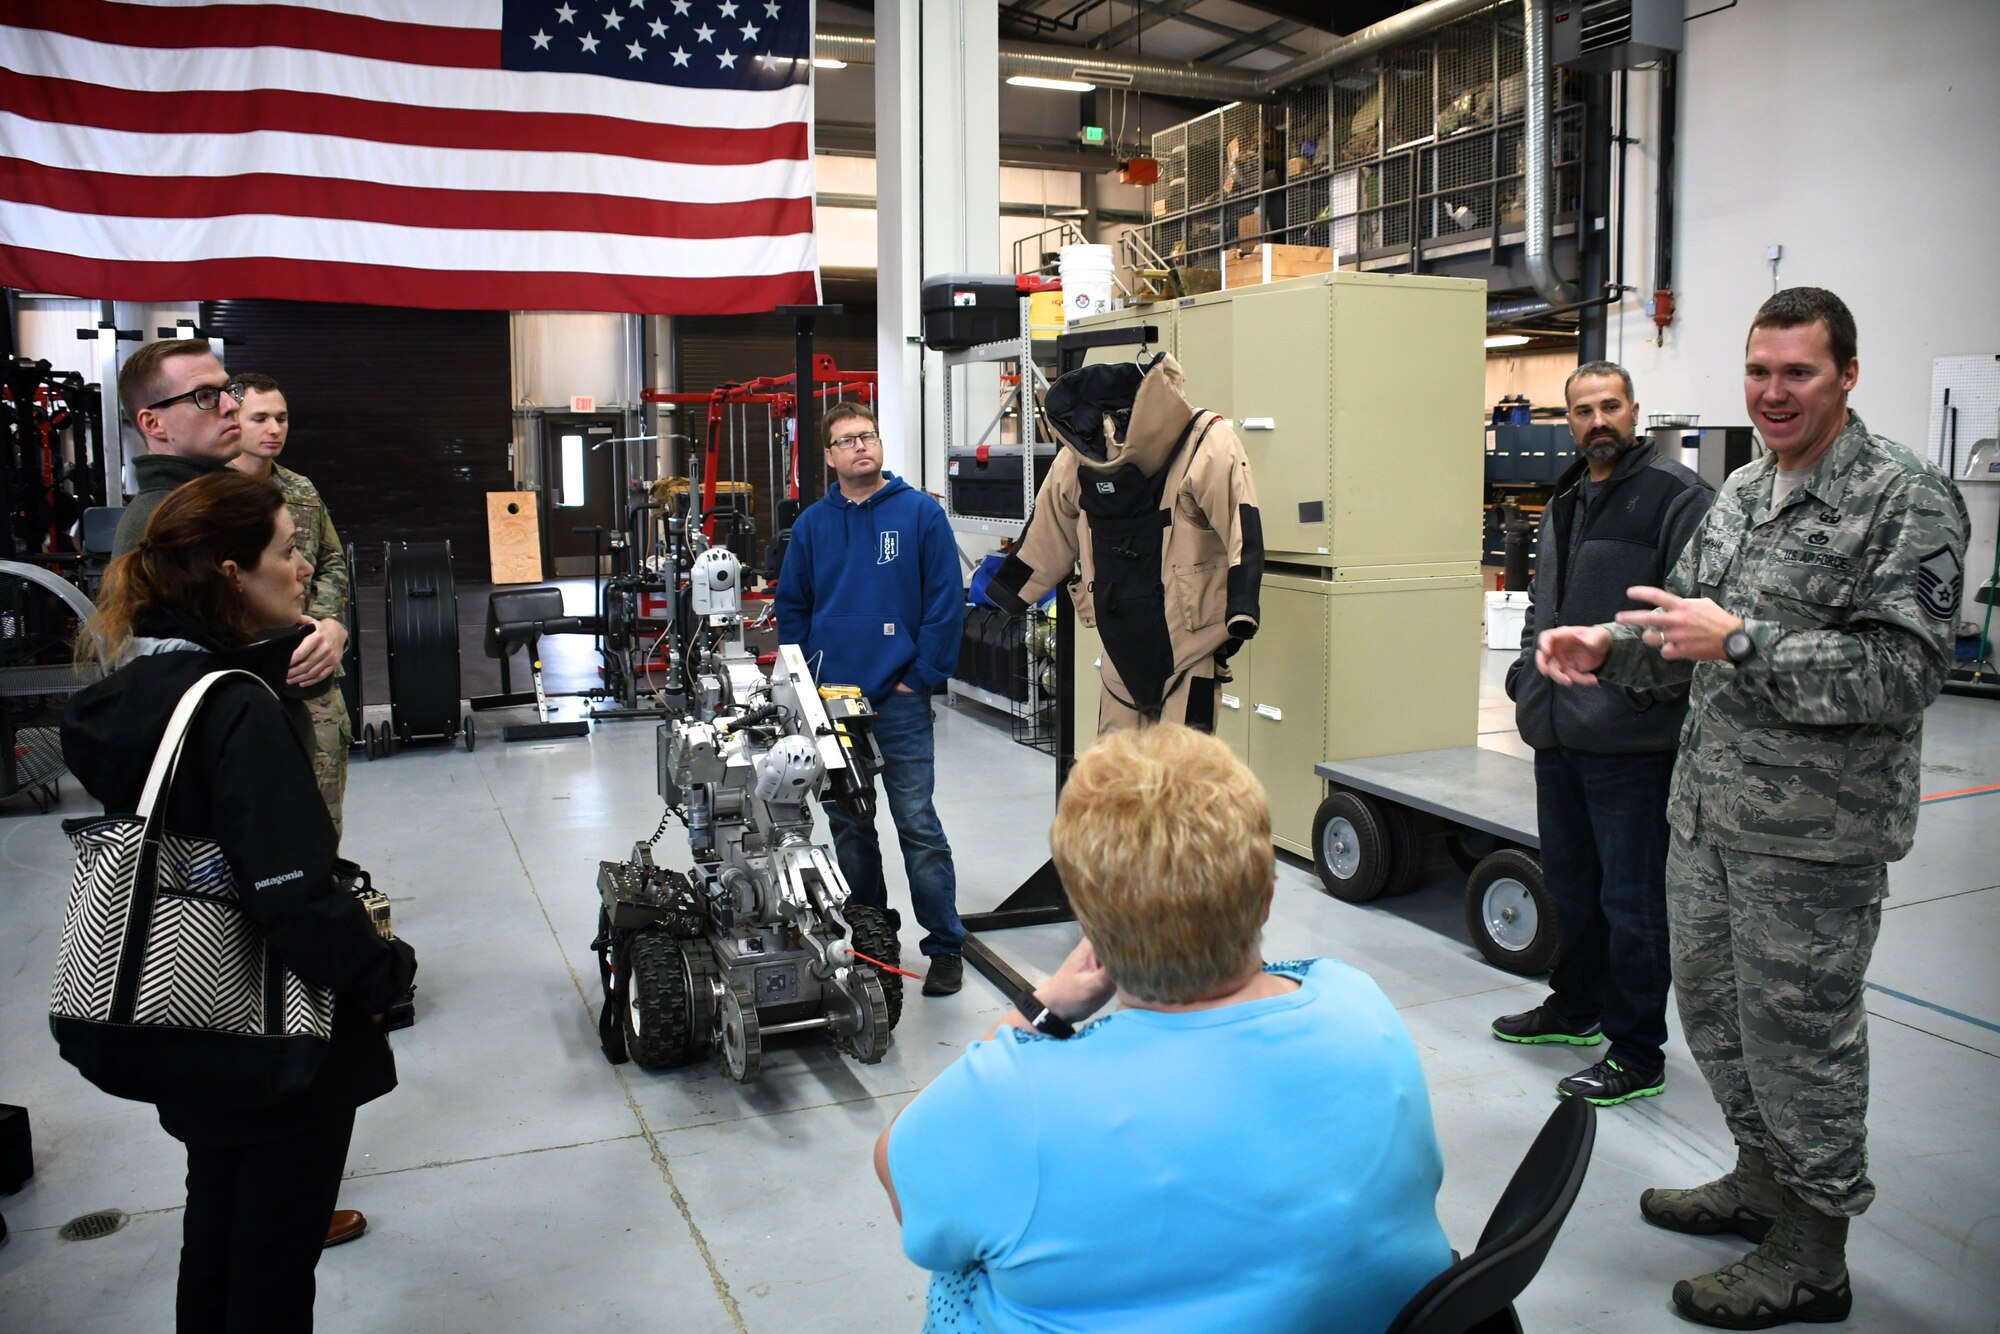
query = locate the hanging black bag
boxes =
[48,671,335,1107]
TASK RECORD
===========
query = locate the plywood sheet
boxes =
[486,491,542,584]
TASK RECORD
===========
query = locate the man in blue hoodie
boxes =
[773,404,968,995]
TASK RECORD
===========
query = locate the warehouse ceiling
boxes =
[827,2,1436,71]
[1000,0,1427,67]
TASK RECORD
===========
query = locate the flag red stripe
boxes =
[0,246,817,316]
[0,159,813,239]
[5,0,497,69]
[0,72,808,167]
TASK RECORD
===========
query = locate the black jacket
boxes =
[1506,442,1714,754]
[61,607,415,1139]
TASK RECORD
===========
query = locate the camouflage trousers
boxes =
[1667,831,1884,1217]
[308,681,353,839]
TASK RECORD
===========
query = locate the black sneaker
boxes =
[1558,1058,1664,1106]
[922,954,964,997]
[1491,1006,1604,1046]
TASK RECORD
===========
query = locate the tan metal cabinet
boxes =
[1055,273,1487,855]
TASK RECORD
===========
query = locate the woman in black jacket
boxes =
[62,471,417,1334]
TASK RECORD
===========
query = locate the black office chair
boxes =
[475,587,589,742]
[78,507,121,593]
[1385,1097,1597,1334]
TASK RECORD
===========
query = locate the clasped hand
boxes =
[1535,585,1741,686]
[287,616,348,687]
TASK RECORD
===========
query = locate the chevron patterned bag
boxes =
[49,671,336,1107]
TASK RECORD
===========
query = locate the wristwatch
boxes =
[1724,627,1757,665]
[1015,989,1077,1039]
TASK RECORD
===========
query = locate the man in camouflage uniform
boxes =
[1537,288,1968,1329]
[231,373,354,837]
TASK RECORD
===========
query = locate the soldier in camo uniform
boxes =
[231,373,355,839]
[1536,288,1969,1329]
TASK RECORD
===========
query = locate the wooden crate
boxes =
[1224,243,1333,290]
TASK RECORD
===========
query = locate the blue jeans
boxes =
[1535,747,1676,1077]
[824,690,964,957]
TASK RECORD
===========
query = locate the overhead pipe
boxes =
[816,0,1511,103]
[1522,0,1576,308]
[1652,54,1679,345]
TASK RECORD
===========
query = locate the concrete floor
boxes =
[2,625,1997,1333]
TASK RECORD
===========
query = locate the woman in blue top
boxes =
[876,724,1451,1333]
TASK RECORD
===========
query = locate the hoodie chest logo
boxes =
[878,530,900,564]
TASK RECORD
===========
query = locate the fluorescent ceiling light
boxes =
[1008,75,1097,93]
[1484,334,1532,349]
[813,58,847,69]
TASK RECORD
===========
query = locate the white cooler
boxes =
[1485,590,1530,652]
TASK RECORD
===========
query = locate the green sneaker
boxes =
[1492,1005,1604,1046]
[1557,1057,1664,1106]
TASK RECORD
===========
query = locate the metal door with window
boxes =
[541,413,621,576]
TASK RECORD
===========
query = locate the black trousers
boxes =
[163,1103,355,1334]
[1535,746,1677,1077]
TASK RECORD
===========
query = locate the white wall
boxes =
[1606,0,2000,449]
[1485,348,1577,412]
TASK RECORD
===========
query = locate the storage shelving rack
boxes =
[1142,4,1583,283]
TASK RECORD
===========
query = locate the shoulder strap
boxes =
[137,670,276,828]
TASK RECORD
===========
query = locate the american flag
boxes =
[0,0,820,314]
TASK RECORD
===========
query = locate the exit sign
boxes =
[570,396,594,412]
[1079,125,1106,145]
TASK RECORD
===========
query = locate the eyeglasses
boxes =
[828,431,879,450]
[146,380,245,413]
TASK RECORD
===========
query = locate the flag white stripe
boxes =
[109,0,503,25]
[0,113,811,204]
[0,199,816,277]
[0,26,813,130]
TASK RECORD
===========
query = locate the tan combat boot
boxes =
[1669,1185,1852,1329]
[1640,1145,1782,1242]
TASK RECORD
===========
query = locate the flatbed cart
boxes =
[1310,748,1555,976]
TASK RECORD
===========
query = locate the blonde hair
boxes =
[1050,724,1273,1003]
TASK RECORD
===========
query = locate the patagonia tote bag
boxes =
[49,671,335,1106]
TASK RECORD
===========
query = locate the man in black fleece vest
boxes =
[1493,361,1713,1105]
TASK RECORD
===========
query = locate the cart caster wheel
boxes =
[1464,848,1559,974]
[1446,829,1501,873]
[1311,791,1391,902]
[361,723,377,760]
[463,715,476,752]
[1380,803,1427,897]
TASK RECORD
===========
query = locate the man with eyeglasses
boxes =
[111,339,245,558]
[773,403,968,996]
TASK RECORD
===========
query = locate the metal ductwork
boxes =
[1486,296,1555,326]
[816,0,1512,102]
[1522,0,1577,307]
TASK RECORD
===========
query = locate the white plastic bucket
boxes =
[1058,244,1117,323]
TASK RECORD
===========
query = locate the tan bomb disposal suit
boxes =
[988,355,1263,732]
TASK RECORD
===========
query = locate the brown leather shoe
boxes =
[323,1209,367,1248]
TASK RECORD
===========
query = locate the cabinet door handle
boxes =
[1219,693,1241,709]
[1254,703,1283,721]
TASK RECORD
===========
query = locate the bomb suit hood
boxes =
[1039,354,1200,478]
